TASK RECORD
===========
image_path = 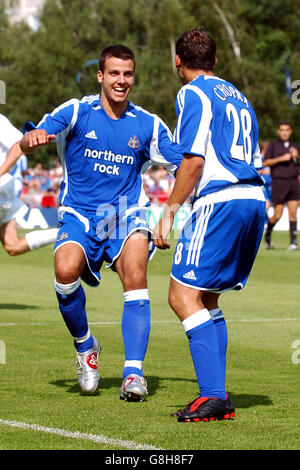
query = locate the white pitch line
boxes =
[0,418,162,450]
[0,318,299,327]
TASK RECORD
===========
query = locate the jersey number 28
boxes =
[226,103,252,164]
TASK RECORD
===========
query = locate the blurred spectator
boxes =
[20,158,62,209]
[49,156,63,185]
[41,188,57,208]
[143,165,193,204]
[143,165,175,204]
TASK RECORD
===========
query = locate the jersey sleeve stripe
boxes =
[174,88,186,144]
[187,85,212,156]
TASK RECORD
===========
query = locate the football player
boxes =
[153,28,266,422]
[20,45,181,400]
[0,114,58,256]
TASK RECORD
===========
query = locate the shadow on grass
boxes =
[50,377,127,395]
[49,377,272,410]
[169,392,273,413]
[0,303,38,310]
[49,375,197,396]
[228,392,273,408]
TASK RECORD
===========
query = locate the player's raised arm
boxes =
[146,115,183,173]
[20,129,56,154]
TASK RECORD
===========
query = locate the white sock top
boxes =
[123,289,149,302]
[181,308,211,332]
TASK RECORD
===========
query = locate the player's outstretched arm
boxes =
[153,154,204,250]
[20,129,56,154]
[0,141,23,177]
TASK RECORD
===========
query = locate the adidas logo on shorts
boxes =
[183,269,197,280]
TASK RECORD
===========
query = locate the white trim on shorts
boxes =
[193,184,265,212]
[170,273,244,293]
[105,226,155,269]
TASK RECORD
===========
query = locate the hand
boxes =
[281,152,293,162]
[289,147,298,158]
[289,147,299,164]
[27,129,56,148]
[153,209,174,250]
[21,129,56,153]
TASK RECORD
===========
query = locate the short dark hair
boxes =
[99,44,135,72]
[176,28,216,71]
[277,120,292,129]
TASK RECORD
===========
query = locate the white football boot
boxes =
[120,374,148,402]
[288,243,299,251]
[76,336,101,395]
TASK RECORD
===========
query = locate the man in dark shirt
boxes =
[263,121,300,250]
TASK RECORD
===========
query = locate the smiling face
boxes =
[97,56,135,109]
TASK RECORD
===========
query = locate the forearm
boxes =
[153,154,203,249]
[263,155,289,167]
[164,154,204,216]
[0,142,23,177]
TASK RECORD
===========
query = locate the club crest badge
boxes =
[57,231,69,242]
[128,135,139,149]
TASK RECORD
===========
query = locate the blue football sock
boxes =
[55,279,93,353]
[183,309,226,399]
[210,309,228,387]
[121,290,151,379]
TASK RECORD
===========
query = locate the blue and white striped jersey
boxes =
[25,95,181,211]
[172,75,264,198]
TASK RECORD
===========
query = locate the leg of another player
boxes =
[114,231,150,393]
[0,218,57,256]
[265,203,284,248]
[287,200,298,248]
[54,243,94,352]
[168,278,226,399]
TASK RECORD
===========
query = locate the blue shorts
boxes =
[171,185,266,293]
[54,205,155,286]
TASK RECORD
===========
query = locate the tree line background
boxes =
[1,0,300,166]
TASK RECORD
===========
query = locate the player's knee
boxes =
[123,269,147,291]
[55,263,80,284]
[168,284,195,316]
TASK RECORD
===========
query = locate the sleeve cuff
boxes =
[23,121,37,133]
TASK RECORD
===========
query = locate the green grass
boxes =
[0,230,300,450]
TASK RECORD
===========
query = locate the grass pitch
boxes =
[0,230,299,450]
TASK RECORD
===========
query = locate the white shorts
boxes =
[0,174,24,226]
